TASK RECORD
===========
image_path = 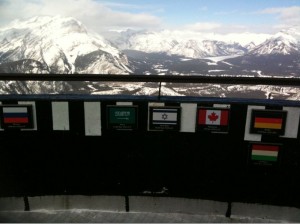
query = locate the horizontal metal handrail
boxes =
[0,74,300,86]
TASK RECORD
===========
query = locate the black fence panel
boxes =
[0,95,299,209]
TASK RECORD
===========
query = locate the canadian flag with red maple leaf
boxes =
[198,108,229,126]
[208,112,219,122]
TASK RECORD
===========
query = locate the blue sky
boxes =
[101,0,294,23]
[1,0,300,34]
[98,0,300,30]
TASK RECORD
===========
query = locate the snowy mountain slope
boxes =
[0,80,73,94]
[244,42,256,51]
[224,54,300,77]
[249,26,300,55]
[221,26,300,77]
[169,40,246,58]
[0,16,299,98]
[125,48,300,78]
[113,30,247,58]
[112,27,300,61]
[0,59,49,73]
[116,31,179,54]
[0,15,131,74]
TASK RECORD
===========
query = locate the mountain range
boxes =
[0,16,300,98]
[111,26,300,77]
[0,16,131,74]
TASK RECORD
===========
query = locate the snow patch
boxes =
[208,70,225,73]
[180,58,193,61]
[204,55,241,62]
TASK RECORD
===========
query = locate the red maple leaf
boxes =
[208,112,219,122]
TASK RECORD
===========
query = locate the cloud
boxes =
[259,6,300,27]
[182,22,272,35]
[0,0,162,32]
[184,22,222,31]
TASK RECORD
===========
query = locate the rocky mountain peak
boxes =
[249,26,300,55]
[0,15,131,74]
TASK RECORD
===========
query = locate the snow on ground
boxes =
[207,62,218,65]
[155,69,168,73]
[208,70,225,73]
[221,61,234,66]
[134,87,158,96]
[180,58,193,61]
[251,70,263,76]
[91,89,124,95]
[0,210,289,223]
[204,54,241,63]
[160,86,184,96]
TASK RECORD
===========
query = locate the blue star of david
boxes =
[162,113,168,120]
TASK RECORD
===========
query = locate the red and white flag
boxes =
[198,109,229,126]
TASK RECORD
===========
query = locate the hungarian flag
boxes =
[198,109,229,126]
[251,144,279,162]
[3,107,29,124]
[152,108,178,125]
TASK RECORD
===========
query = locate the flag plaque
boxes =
[149,106,181,131]
[250,109,287,135]
[107,105,138,130]
[196,107,230,133]
[248,142,281,166]
[0,105,34,129]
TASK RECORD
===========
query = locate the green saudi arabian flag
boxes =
[109,107,136,124]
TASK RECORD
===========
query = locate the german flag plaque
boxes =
[250,109,287,135]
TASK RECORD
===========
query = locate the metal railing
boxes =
[1,73,300,86]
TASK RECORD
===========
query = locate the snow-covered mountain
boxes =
[121,26,300,78]
[249,26,300,55]
[111,26,300,59]
[0,15,131,74]
[113,30,247,58]
[0,16,299,99]
[220,26,300,78]
[169,40,246,58]
[244,42,256,51]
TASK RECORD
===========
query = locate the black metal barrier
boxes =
[0,95,299,209]
[0,74,300,209]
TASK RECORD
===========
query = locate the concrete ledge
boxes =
[232,202,300,222]
[129,196,227,215]
[2,195,300,222]
[29,196,125,211]
[0,197,24,211]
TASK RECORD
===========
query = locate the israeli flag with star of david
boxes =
[149,107,181,131]
[152,108,178,124]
